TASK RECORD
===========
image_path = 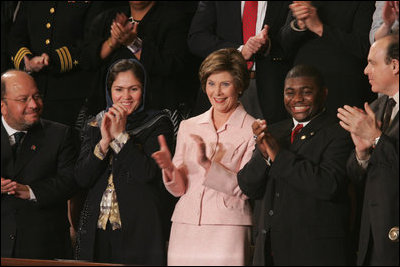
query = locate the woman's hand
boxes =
[152,135,174,177]
[107,103,128,139]
[190,134,211,171]
[99,113,112,153]
[111,21,139,47]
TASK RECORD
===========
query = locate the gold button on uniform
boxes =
[50,7,55,14]
[45,39,50,45]
[46,23,51,29]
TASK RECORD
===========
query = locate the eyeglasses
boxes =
[2,94,43,104]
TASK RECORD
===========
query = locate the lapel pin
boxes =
[31,145,36,151]
[300,135,306,140]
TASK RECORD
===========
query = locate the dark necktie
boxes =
[291,123,303,144]
[381,98,396,133]
[242,1,258,69]
[12,132,25,158]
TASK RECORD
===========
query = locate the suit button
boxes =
[262,229,267,234]
[268,210,274,216]
[9,234,15,240]
[46,23,51,29]
[45,39,50,45]
[50,7,55,14]
[275,192,280,197]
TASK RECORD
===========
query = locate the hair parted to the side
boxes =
[199,48,250,96]
[107,59,145,92]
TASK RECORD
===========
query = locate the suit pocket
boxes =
[216,192,245,211]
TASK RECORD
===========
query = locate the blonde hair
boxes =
[199,48,249,96]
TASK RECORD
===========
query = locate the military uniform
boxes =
[8,1,104,126]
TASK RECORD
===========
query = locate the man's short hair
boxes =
[384,33,399,64]
[1,75,5,100]
[285,64,325,91]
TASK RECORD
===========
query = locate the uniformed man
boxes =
[7,1,105,127]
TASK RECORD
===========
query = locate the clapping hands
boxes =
[99,103,128,153]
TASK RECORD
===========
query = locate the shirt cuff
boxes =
[355,153,370,170]
[264,156,272,166]
[110,132,130,154]
[94,142,108,160]
[27,185,37,202]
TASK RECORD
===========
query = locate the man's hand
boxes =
[383,1,399,28]
[252,119,280,161]
[1,177,16,194]
[337,103,382,154]
[1,178,30,199]
[242,25,270,60]
[24,53,49,72]
[290,1,323,36]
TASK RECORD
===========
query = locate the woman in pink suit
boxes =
[152,48,256,266]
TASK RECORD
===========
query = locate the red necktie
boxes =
[242,1,258,69]
[291,124,303,144]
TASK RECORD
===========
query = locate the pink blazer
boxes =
[163,104,255,225]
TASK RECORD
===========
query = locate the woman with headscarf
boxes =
[74,58,174,265]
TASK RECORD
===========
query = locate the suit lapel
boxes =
[291,112,329,151]
[1,122,14,177]
[263,1,280,27]
[14,122,44,176]
[230,1,243,42]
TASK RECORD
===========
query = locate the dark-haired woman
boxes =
[75,59,174,265]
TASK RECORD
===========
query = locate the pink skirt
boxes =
[167,222,251,266]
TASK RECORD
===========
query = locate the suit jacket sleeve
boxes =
[29,126,79,207]
[348,133,399,185]
[7,2,32,70]
[238,148,271,200]
[188,1,241,58]
[279,2,374,60]
[8,2,104,73]
[74,123,110,188]
[163,120,188,197]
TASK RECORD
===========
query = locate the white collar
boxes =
[1,116,27,137]
[292,118,310,130]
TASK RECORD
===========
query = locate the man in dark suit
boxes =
[280,1,376,115]
[188,1,291,123]
[337,33,399,266]
[1,70,78,259]
[238,65,353,265]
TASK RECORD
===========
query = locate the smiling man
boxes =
[337,33,399,266]
[237,65,354,265]
[1,70,78,259]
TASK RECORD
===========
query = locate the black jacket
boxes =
[1,119,79,259]
[238,111,353,265]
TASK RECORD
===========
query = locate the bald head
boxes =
[1,70,36,99]
[1,70,43,130]
[365,33,399,96]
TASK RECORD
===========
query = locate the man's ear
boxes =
[392,59,399,75]
[1,100,7,116]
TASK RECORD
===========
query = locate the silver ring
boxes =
[253,135,258,140]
